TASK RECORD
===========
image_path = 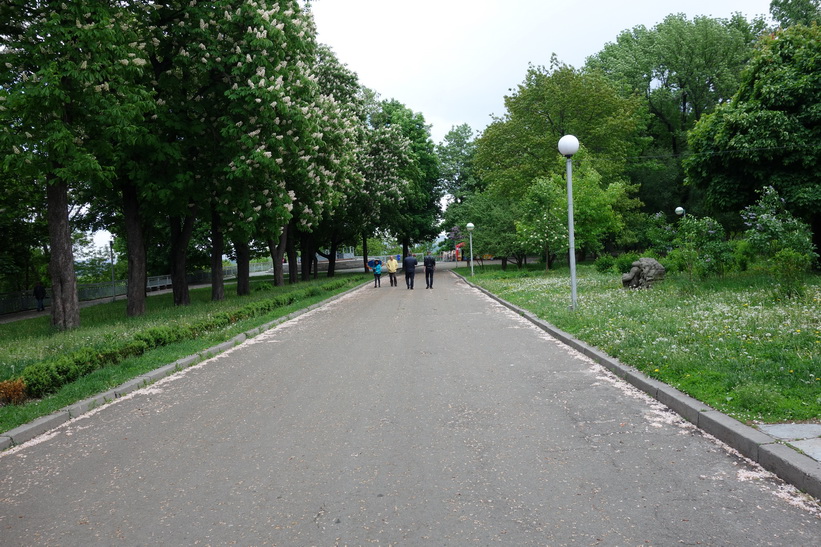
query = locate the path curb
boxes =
[0,281,368,452]
[457,272,821,501]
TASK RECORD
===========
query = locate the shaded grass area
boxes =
[458,264,820,424]
[0,274,367,433]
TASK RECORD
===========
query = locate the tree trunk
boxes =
[170,213,196,306]
[317,239,338,277]
[122,180,147,317]
[267,226,288,286]
[501,257,508,271]
[46,174,80,330]
[234,238,251,296]
[362,233,369,271]
[286,220,298,284]
[401,238,410,261]
[300,232,315,281]
[210,207,225,301]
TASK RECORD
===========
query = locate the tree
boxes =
[770,0,821,27]
[443,192,528,269]
[516,177,567,270]
[436,124,481,204]
[587,14,765,156]
[586,13,767,217]
[475,59,645,200]
[685,23,821,250]
[1,1,152,329]
[371,100,441,256]
[517,155,629,268]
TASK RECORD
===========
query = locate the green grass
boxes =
[0,274,368,433]
[457,264,821,424]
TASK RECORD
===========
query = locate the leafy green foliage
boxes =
[741,186,818,263]
[685,24,821,246]
[587,13,767,217]
[436,124,482,203]
[770,0,821,27]
[475,60,645,200]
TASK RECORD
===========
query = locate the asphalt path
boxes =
[0,267,818,545]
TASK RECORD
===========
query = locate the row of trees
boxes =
[1,1,441,329]
[439,2,819,272]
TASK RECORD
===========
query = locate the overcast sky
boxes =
[309,0,774,143]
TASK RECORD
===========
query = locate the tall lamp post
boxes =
[466,222,475,277]
[109,239,116,303]
[558,135,580,310]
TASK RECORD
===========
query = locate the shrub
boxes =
[771,248,813,299]
[643,212,677,255]
[614,252,640,274]
[0,379,26,405]
[742,186,818,264]
[22,362,59,398]
[254,282,273,291]
[594,254,616,273]
[673,215,734,278]
[731,239,756,272]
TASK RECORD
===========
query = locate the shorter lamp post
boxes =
[675,206,686,217]
[466,222,474,277]
[558,134,580,310]
[109,239,116,303]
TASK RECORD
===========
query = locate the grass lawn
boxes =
[456,263,820,424]
[0,274,368,433]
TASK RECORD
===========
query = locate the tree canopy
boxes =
[685,23,821,248]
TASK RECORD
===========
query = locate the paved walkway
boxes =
[0,268,818,544]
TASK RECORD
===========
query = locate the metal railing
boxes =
[0,258,369,316]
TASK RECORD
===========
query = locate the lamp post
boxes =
[466,222,474,277]
[675,206,686,217]
[558,134,580,310]
[109,239,116,302]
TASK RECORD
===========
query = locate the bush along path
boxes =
[0,275,367,437]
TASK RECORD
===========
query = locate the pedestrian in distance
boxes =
[385,255,399,287]
[373,259,382,288]
[33,281,46,312]
[403,254,418,289]
[424,253,436,289]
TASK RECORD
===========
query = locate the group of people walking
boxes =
[372,254,436,290]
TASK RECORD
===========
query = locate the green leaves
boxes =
[685,23,821,240]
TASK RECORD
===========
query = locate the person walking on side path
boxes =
[385,255,399,287]
[373,259,382,288]
[33,281,47,311]
[424,253,436,289]
[403,254,418,289]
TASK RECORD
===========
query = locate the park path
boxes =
[0,267,818,544]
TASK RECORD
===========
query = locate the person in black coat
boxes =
[33,281,46,312]
[402,254,418,289]
[423,254,436,289]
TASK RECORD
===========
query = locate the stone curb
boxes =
[457,272,821,501]
[0,281,369,452]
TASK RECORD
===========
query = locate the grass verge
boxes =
[457,264,820,424]
[0,274,367,433]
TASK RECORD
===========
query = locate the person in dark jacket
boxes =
[423,253,436,289]
[33,281,46,311]
[403,254,418,289]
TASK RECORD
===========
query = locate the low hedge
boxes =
[18,278,361,399]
